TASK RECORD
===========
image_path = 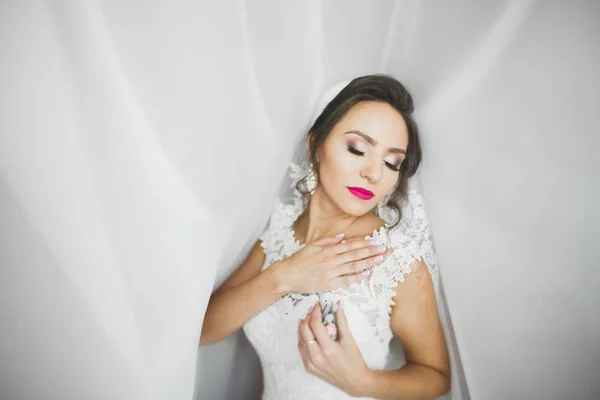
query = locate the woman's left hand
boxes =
[298,300,372,397]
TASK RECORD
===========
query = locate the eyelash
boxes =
[347,145,401,172]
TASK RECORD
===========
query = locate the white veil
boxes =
[3,3,597,399]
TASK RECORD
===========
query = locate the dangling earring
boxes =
[306,162,318,195]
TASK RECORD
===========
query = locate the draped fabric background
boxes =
[1,1,598,399]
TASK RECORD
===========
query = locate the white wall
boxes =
[1,1,598,399]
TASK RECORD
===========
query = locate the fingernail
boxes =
[341,240,346,244]
[377,245,386,253]
[373,255,384,263]
[336,233,345,238]
[369,239,379,246]
[362,269,371,276]
[337,300,343,309]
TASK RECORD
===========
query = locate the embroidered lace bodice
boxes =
[242,165,440,400]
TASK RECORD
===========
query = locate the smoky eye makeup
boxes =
[385,154,403,167]
[346,139,367,156]
[347,145,365,156]
[345,136,403,172]
[385,160,401,171]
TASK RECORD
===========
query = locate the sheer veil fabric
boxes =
[1,2,598,400]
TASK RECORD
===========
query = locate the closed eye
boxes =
[348,145,401,172]
[347,145,365,156]
[385,161,400,172]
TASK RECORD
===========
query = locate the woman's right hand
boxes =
[272,235,387,295]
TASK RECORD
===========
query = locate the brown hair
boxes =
[297,74,422,228]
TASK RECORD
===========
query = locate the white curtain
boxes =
[1,1,598,399]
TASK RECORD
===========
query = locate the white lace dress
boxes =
[243,171,440,400]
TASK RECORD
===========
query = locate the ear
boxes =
[305,133,314,160]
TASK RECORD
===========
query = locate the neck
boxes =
[297,187,358,244]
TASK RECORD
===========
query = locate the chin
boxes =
[335,198,375,217]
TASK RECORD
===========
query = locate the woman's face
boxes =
[314,101,409,217]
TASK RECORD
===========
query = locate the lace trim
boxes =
[365,193,440,339]
[259,199,302,262]
[258,163,440,342]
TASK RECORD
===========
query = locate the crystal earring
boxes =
[306,163,318,195]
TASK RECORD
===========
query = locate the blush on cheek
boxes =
[318,160,346,203]
[324,158,355,194]
[332,145,359,175]
[317,141,367,210]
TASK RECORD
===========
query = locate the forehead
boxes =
[332,101,409,148]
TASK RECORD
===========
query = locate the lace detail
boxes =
[259,201,304,265]
[243,162,440,399]
[258,163,440,331]
[365,192,440,340]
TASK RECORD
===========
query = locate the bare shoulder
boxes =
[391,259,436,315]
[345,213,386,239]
[395,259,432,293]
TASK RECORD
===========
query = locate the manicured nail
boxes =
[337,300,343,309]
[362,269,371,276]
[369,239,379,246]
[377,245,386,253]
[373,255,384,264]
[336,233,345,238]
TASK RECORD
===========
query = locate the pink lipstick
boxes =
[347,186,374,200]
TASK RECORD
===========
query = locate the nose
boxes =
[360,157,383,183]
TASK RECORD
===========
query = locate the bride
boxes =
[200,74,450,399]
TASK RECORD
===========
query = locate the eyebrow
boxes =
[343,130,406,155]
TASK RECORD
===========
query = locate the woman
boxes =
[200,74,450,399]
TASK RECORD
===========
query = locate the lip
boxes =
[347,186,375,200]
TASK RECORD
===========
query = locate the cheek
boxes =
[382,176,399,197]
[320,148,357,183]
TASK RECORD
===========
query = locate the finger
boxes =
[311,234,345,247]
[334,253,385,277]
[297,322,316,373]
[332,235,364,244]
[334,301,352,344]
[329,238,384,256]
[299,315,317,343]
[298,339,319,377]
[334,243,387,267]
[328,269,372,289]
[298,318,309,345]
[301,306,327,361]
[298,318,320,358]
